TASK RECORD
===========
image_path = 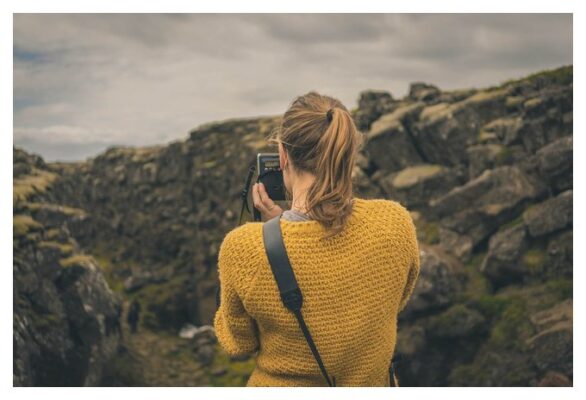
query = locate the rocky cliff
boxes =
[13,149,122,386]
[13,65,572,386]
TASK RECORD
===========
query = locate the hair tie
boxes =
[326,108,334,123]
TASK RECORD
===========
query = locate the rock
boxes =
[395,325,426,356]
[546,230,572,278]
[527,300,573,377]
[430,166,546,250]
[479,117,522,145]
[466,144,510,179]
[517,89,572,154]
[354,90,396,131]
[534,136,572,193]
[364,103,425,173]
[14,150,121,386]
[196,344,215,367]
[412,88,511,166]
[438,228,474,262]
[480,224,529,285]
[523,190,572,237]
[409,82,441,102]
[379,164,463,209]
[400,245,464,318]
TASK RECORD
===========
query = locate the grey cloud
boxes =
[13,13,572,162]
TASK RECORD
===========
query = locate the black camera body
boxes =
[257,153,286,201]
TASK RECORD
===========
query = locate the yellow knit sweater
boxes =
[213,197,421,386]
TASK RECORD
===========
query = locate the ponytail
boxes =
[272,92,364,240]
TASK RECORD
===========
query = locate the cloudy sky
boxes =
[14,14,572,162]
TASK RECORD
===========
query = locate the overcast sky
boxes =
[14,14,572,162]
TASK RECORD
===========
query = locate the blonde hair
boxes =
[268,91,364,240]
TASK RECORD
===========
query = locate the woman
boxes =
[213,91,420,386]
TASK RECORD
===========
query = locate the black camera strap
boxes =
[262,214,336,387]
[261,214,400,387]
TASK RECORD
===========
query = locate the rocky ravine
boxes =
[13,65,572,386]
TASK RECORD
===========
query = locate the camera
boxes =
[256,153,286,201]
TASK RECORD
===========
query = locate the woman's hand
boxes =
[252,182,284,222]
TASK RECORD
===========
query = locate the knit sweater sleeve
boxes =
[213,224,261,357]
[396,204,421,312]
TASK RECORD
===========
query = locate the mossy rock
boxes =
[488,297,535,351]
[427,304,487,338]
[472,295,512,320]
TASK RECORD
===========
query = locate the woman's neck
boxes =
[290,173,316,214]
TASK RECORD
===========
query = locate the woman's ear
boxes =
[279,142,287,171]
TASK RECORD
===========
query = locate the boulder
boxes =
[480,224,529,286]
[534,136,573,193]
[408,82,441,102]
[379,164,464,210]
[466,144,509,179]
[400,245,464,318]
[546,230,573,278]
[412,88,511,166]
[523,190,572,237]
[478,117,522,146]
[430,166,547,250]
[517,89,573,154]
[354,90,396,131]
[527,300,573,377]
[364,102,424,173]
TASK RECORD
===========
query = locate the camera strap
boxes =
[262,214,400,387]
[262,214,336,387]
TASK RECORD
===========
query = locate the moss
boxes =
[13,215,42,237]
[458,251,492,303]
[13,168,58,204]
[544,278,572,301]
[207,343,256,387]
[421,222,440,245]
[473,295,512,320]
[59,254,95,268]
[488,297,534,351]
[495,146,513,165]
[522,248,547,276]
